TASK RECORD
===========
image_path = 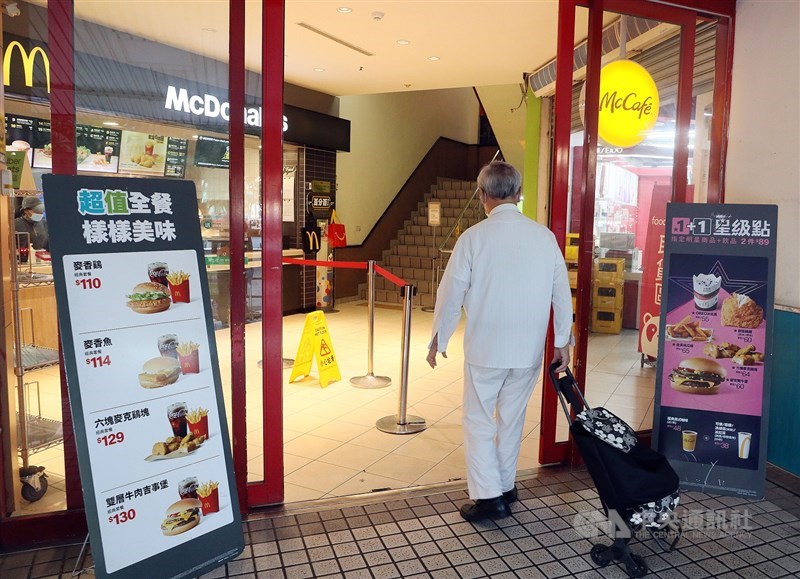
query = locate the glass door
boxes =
[540,0,736,465]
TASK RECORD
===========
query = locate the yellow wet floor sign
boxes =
[289,311,341,387]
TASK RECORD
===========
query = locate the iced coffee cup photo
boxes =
[682,430,697,452]
[177,341,200,374]
[738,432,752,459]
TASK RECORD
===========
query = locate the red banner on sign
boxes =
[638,185,672,356]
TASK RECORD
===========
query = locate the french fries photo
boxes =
[666,315,712,341]
[166,270,190,285]
[197,480,221,515]
[166,270,191,303]
[196,480,219,498]
[176,341,200,357]
[186,406,209,424]
[186,406,210,438]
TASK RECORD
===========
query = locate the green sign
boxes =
[311,180,331,194]
[6,151,27,189]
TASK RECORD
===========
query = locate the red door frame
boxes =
[539,0,736,465]
[253,0,286,507]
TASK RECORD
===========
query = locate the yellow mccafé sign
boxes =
[3,40,50,93]
[597,60,658,148]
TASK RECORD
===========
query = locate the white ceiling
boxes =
[55,0,598,97]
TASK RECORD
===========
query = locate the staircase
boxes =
[359,177,484,307]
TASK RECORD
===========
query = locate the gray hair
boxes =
[476,161,521,200]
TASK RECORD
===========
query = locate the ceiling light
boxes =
[192,135,199,140]
[337,7,352,13]
[102,121,120,127]
[397,39,410,45]
[427,56,440,61]
[314,68,325,72]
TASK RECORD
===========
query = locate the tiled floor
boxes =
[12,301,659,513]
[1,464,799,578]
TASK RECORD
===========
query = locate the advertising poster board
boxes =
[43,175,243,578]
[653,203,778,499]
[119,131,169,175]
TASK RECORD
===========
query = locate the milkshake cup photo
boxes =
[682,430,697,452]
[692,273,722,310]
[738,432,752,459]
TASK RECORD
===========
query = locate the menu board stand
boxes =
[653,203,778,500]
[43,175,243,579]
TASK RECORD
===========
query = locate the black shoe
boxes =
[502,486,518,504]
[459,496,511,522]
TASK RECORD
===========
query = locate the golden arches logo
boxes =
[3,41,50,93]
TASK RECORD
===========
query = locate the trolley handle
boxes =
[547,362,590,422]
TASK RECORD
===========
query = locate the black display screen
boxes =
[194,135,229,169]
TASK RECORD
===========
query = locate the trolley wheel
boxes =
[590,544,612,567]
[625,554,648,578]
[21,475,48,502]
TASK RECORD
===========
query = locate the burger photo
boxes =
[126,282,171,314]
[161,498,202,536]
[138,357,181,389]
[669,357,726,395]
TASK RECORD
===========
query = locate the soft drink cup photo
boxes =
[167,402,188,438]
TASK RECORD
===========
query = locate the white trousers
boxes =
[462,362,540,500]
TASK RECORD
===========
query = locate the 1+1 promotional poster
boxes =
[654,203,778,500]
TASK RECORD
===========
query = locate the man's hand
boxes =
[427,334,447,368]
[551,345,570,373]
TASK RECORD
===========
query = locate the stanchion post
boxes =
[350,260,392,389]
[377,284,427,434]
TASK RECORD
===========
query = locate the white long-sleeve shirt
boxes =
[430,203,573,368]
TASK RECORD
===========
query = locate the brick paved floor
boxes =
[1,465,798,578]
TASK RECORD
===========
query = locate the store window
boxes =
[556,12,723,445]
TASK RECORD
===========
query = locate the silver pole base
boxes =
[350,374,392,389]
[420,306,435,312]
[258,359,296,369]
[376,414,427,434]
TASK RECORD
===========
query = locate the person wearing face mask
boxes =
[15,196,49,251]
[426,161,573,522]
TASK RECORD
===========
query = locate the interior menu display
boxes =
[193,136,229,169]
[43,175,243,579]
[76,125,123,174]
[31,118,52,169]
[119,131,169,176]
[165,138,189,178]
[5,114,36,165]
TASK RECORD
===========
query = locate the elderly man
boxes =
[427,161,573,522]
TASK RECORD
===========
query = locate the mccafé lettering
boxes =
[3,40,50,93]
[164,85,288,132]
[599,91,654,120]
[596,60,659,148]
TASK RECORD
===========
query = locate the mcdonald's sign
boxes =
[3,39,50,94]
